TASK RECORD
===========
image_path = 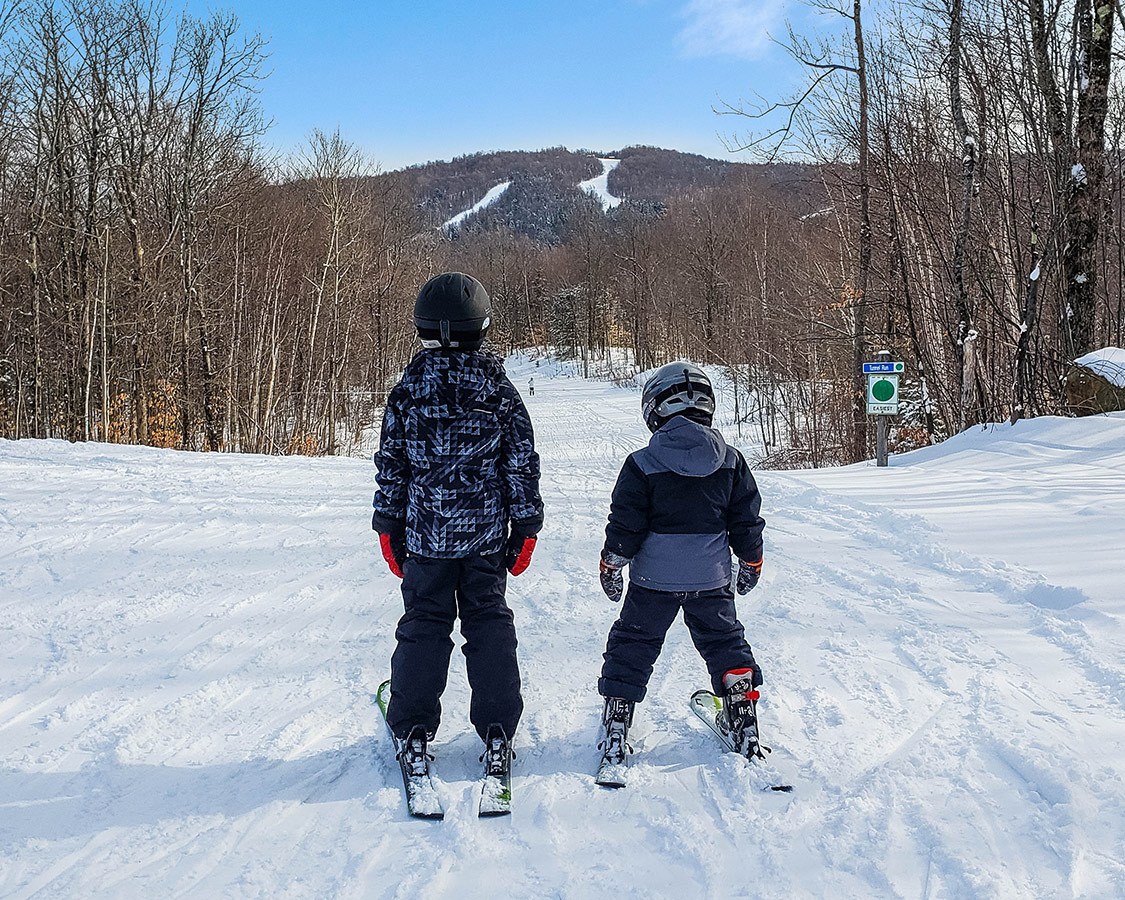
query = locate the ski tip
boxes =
[375,680,395,715]
[596,762,628,789]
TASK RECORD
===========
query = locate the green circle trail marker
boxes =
[871,378,896,402]
[864,368,901,416]
[865,353,903,468]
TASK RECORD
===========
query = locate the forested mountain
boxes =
[398,148,602,232]
[393,146,824,243]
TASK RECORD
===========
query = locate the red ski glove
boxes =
[505,534,537,576]
[379,532,404,579]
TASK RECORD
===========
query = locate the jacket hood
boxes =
[647,416,726,476]
[400,349,505,409]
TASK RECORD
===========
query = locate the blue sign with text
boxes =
[862,362,904,374]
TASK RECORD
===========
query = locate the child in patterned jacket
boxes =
[372,272,543,773]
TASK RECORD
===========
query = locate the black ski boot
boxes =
[596,697,634,787]
[397,724,434,778]
[478,723,513,816]
[721,667,765,759]
[481,724,513,779]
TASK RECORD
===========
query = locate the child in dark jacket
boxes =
[372,272,543,776]
[596,362,765,770]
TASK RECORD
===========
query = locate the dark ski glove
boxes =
[599,550,630,602]
[736,556,762,595]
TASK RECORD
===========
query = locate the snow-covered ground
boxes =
[2,354,1124,899]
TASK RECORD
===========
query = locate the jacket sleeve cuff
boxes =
[601,549,631,569]
[371,511,405,536]
[734,541,763,564]
[509,513,543,538]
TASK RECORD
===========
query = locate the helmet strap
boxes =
[440,320,451,348]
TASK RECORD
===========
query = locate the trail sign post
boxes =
[865,353,902,466]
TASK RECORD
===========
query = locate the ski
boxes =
[479,772,512,817]
[478,725,513,817]
[595,752,628,789]
[690,689,794,793]
[375,680,445,819]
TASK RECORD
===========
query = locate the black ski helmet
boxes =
[641,362,716,432]
[414,272,491,350]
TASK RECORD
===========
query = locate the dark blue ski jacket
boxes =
[372,350,543,558]
[603,416,764,592]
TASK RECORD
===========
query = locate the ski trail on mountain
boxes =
[441,181,511,232]
[578,158,623,212]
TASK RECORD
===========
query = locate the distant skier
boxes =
[528,377,535,396]
[372,272,543,793]
[595,363,765,777]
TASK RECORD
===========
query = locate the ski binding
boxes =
[376,680,445,819]
[690,689,794,793]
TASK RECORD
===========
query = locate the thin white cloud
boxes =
[677,0,788,60]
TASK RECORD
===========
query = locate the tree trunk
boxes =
[1063,0,1115,357]
[950,0,981,429]
[850,0,872,462]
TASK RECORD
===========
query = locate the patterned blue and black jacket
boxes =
[372,350,543,558]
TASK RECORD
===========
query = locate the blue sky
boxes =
[184,0,805,170]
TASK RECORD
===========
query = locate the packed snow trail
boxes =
[2,354,1124,898]
[578,158,623,212]
[441,181,510,232]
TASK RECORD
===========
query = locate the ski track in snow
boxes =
[2,354,1124,898]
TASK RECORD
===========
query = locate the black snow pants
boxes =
[386,551,523,742]
[598,582,757,703]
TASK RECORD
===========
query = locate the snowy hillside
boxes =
[578,158,624,212]
[440,156,624,233]
[441,181,511,232]
[2,355,1124,899]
